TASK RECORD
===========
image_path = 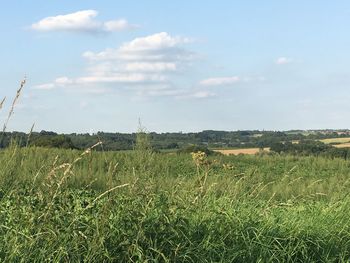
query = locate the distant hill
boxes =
[1,129,350,151]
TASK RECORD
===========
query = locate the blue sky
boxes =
[1,1,350,133]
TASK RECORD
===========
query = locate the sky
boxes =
[1,1,350,133]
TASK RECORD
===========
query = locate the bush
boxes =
[177,144,215,155]
[30,134,75,149]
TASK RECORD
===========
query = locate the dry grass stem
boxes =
[2,77,26,132]
[0,97,5,111]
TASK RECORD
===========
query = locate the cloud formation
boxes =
[275,57,293,65]
[79,32,193,85]
[31,10,138,33]
[199,76,240,86]
[35,32,203,98]
[83,32,193,61]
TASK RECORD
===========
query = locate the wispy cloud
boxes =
[199,76,240,87]
[79,32,193,85]
[31,10,138,33]
[33,77,74,90]
[103,19,139,32]
[189,91,216,99]
[123,62,177,72]
[135,88,216,100]
[275,57,293,65]
[34,32,198,97]
[34,83,55,90]
[83,32,193,61]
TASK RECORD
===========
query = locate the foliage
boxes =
[30,134,75,149]
[2,129,350,151]
[177,144,215,155]
[270,139,350,159]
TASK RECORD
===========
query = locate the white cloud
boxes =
[33,77,74,90]
[124,62,177,72]
[134,87,216,99]
[80,32,194,82]
[33,83,55,90]
[275,57,293,65]
[83,32,193,61]
[103,19,139,32]
[34,32,196,97]
[76,74,167,84]
[199,76,240,86]
[174,90,216,100]
[135,86,185,97]
[55,76,74,85]
[191,91,216,98]
[119,32,191,52]
[31,10,100,32]
[31,10,138,33]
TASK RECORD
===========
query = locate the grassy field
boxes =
[1,141,350,261]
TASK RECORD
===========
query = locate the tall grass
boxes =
[1,143,350,261]
[2,77,26,133]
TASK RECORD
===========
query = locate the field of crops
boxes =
[213,147,270,155]
[318,137,350,149]
[320,137,350,144]
[1,140,350,262]
[334,143,350,148]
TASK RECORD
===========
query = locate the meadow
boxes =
[1,136,350,262]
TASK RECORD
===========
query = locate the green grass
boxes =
[1,144,350,262]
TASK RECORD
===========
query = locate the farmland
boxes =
[213,147,270,155]
[334,143,350,148]
[320,137,350,144]
[1,137,350,261]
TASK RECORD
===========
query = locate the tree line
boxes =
[1,130,350,158]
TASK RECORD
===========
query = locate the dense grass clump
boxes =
[1,142,350,261]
